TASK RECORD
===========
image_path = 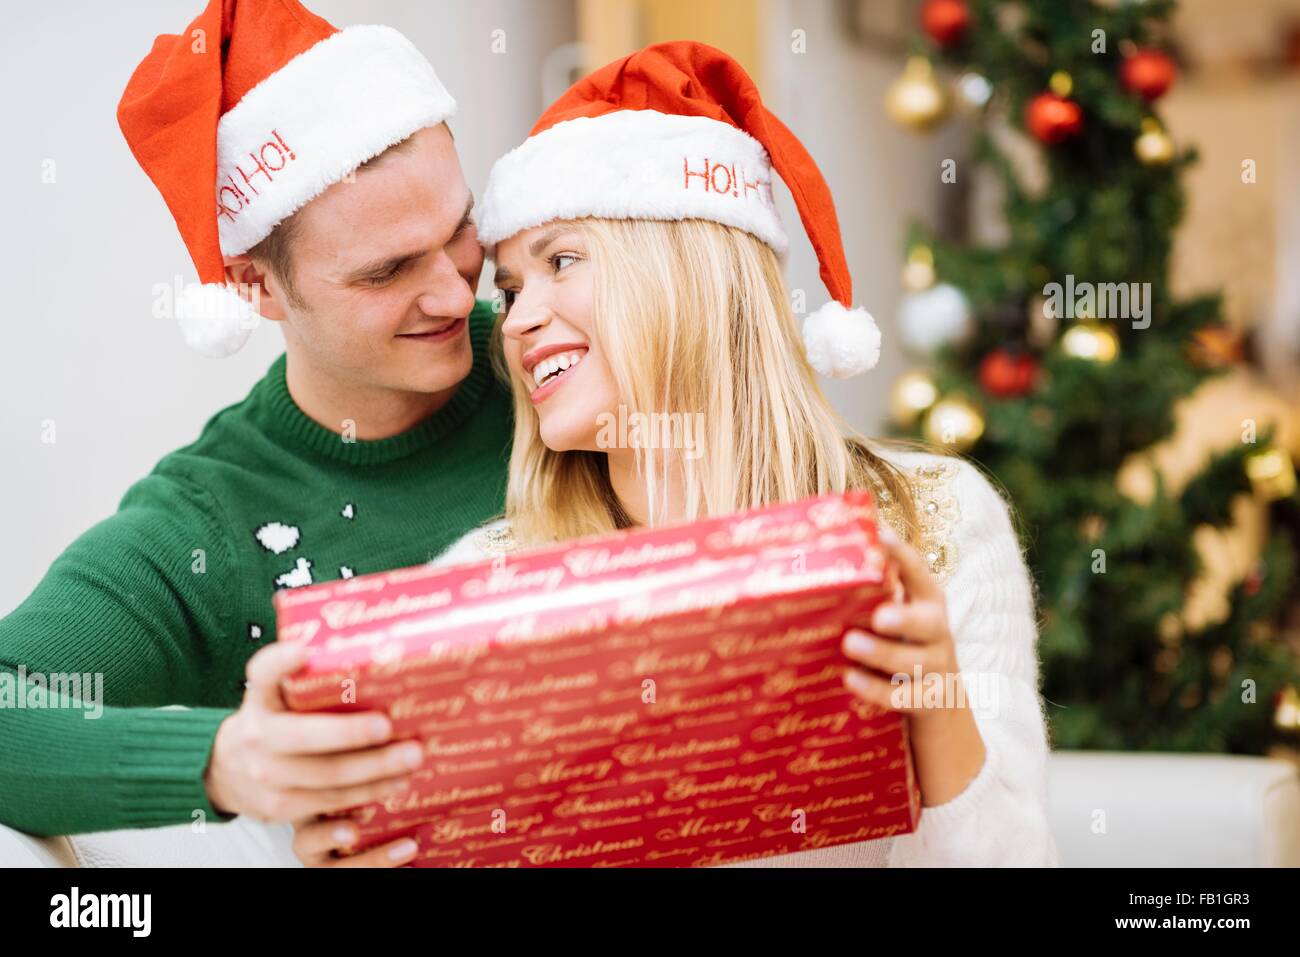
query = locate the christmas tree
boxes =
[885,0,1300,753]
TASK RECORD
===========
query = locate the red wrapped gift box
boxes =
[275,489,922,867]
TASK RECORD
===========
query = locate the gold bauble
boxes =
[889,370,939,426]
[1061,321,1120,363]
[1244,446,1298,501]
[1048,70,1074,97]
[922,396,985,450]
[900,244,936,292]
[885,57,949,132]
[1276,685,1300,732]
[1134,118,1174,166]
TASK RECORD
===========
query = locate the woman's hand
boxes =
[840,526,987,807]
[292,815,420,867]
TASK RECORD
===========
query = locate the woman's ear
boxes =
[222,254,288,322]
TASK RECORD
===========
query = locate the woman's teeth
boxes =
[532,350,585,388]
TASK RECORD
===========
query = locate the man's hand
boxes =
[203,642,424,825]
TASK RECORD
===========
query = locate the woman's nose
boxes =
[500,289,550,339]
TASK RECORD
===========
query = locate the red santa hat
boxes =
[117,0,457,357]
[478,41,881,378]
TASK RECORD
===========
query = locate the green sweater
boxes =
[0,301,512,836]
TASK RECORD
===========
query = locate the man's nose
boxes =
[415,251,476,318]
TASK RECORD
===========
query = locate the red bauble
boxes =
[1243,566,1264,597]
[979,349,1039,397]
[1120,49,1177,100]
[1025,92,1083,144]
[921,0,971,48]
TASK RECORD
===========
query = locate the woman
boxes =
[302,41,1058,867]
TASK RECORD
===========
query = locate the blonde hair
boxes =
[491,218,920,545]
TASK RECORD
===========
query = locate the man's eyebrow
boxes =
[343,194,476,282]
[344,250,423,282]
[453,194,475,235]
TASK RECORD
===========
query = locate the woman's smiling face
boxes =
[494,224,620,452]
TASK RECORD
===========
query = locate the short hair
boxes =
[246,128,433,307]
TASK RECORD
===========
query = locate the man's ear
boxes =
[222,254,288,322]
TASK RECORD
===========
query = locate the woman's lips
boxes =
[396,315,465,343]
[528,353,584,404]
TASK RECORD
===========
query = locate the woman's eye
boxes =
[500,289,517,310]
[552,253,580,272]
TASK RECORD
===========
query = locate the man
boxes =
[0,0,510,867]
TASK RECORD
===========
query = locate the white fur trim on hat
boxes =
[176,283,259,358]
[802,301,882,378]
[215,25,457,256]
[478,110,788,254]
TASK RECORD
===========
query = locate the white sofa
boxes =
[3,751,1297,867]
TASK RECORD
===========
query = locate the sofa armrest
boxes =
[0,822,78,867]
[0,816,301,868]
[1048,751,1300,867]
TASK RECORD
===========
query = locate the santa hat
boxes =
[117,0,457,357]
[478,41,880,379]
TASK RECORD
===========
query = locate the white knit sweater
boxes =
[435,448,1060,868]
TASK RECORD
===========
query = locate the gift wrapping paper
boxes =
[275,490,922,867]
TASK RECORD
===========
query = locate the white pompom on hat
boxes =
[803,301,882,379]
[478,41,881,378]
[175,282,259,359]
[117,0,457,357]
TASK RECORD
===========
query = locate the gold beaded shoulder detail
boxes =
[873,459,962,585]
[474,522,519,555]
[473,464,962,578]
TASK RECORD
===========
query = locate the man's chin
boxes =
[388,339,474,395]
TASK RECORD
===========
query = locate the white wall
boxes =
[0,0,575,616]
[760,0,964,436]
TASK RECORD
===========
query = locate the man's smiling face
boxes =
[257,123,484,397]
